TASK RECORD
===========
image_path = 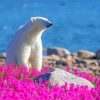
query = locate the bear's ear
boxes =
[31,17,35,23]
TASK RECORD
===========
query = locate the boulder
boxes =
[0,52,6,59]
[46,47,70,57]
[56,60,67,66]
[0,52,6,66]
[43,55,61,67]
[73,50,95,58]
[35,68,94,89]
[96,50,100,59]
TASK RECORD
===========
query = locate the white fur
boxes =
[6,17,52,71]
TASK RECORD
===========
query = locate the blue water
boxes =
[0,0,100,53]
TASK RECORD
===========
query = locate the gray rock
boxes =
[56,60,67,66]
[46,47,70,57]
[36,68,94,89]
[49,68,94,88]
[0,52,6,59]
[96,50,100,59]
[73,50,95,58]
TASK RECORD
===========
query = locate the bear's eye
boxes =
[42,19,45,22]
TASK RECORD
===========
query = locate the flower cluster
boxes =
[0,65,99,100]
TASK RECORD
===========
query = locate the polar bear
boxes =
[6,17,52,71]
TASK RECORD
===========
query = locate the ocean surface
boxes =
[0,0,100,53]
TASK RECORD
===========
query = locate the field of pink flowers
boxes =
[0,65,100,100]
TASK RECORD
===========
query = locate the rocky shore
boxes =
[0,47,100,77]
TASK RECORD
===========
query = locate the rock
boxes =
[0,52,6,66]
[77,59,92,65]
[0,52,6,59]
[0,59,5,66]
[56,60,67,66]
[49,55,61,61]
[90,60,99,66]
[73,50,95,58]
[43,55,61,67]
[46,47,70,57]
[35,68,94,89]
[50,68,94,88]
[56,57,67,66]
[65,54,73,61]
[96,50,100,59]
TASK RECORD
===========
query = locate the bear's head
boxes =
[31,17,52,31]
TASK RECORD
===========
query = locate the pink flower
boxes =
[0,65,99,99]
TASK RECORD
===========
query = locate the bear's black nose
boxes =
[47,23,53,28]
[49,23,53,26]
[50,23,53,26]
